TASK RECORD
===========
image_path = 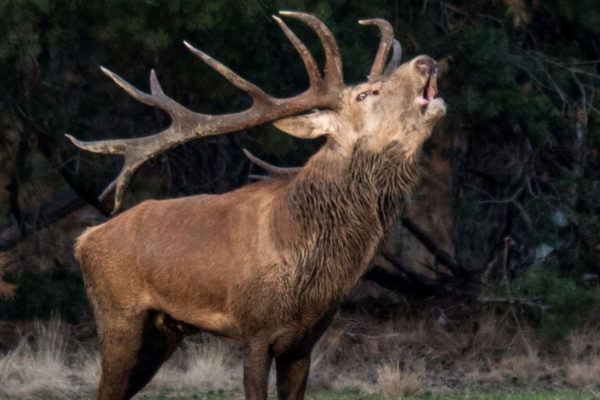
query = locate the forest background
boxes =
[0,0,599,397]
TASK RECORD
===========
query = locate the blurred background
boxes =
[0,0,599,396]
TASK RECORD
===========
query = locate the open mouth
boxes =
[415,73,439,113]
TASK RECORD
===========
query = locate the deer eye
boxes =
[356,92,368,102]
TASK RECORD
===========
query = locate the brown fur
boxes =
[75,56,446,399]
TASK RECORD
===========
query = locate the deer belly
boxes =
[158,306,241,339]
[144,277,242,339]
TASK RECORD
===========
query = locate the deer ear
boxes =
[273,111,337,139]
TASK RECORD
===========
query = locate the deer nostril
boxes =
[416,57,436,75]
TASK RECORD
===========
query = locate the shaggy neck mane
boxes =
[275,140,419,309]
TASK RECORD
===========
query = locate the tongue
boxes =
[427,85,437,101]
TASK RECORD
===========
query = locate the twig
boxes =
[400,216,466,276]
[477,184,524,204]
[501,237,535,357]
[331,329,406,341]
[510,200,533,230]
[478,296,550,312]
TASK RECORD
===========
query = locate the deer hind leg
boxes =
[123,312,184,399]
[94,311,183,400]
[275,352,311,400]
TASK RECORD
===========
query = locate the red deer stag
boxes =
[67,11,445,400]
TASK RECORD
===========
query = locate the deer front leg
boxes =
[275,352,311,400]
[243,341,273,400]
[94,314,146,400]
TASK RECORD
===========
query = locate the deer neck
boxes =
[275,139,419,307]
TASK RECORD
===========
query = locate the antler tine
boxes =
[102,67,194,114]
[183,42,273,106]
[383,39,402,76]
[109,158,145,212]
[280,11,344,90]
[90,155,149,213]
[243,148,301,180]
[65,133,127,155]
[272,16,322,89]
[65,69,193,157]
[359,19,394,82]
[67,11,345,214]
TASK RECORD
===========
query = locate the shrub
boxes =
[511,264,598,342]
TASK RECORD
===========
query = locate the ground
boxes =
[1,313,600,399]
[6,389,600,400]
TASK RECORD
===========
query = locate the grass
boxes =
[138,389,600,400]
[412,392,599,400]
[12,389,599,400]
[308,390,598,400]
[2,316,600,399]
[0,319,81,398]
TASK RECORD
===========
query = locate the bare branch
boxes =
[400,216,467,276]
[479,296,550,312]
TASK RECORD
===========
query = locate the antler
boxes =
[66,11,344,213]
[383,39,402,75]
[243,149,301,181]
[359,18,394,82]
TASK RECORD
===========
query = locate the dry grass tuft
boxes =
[376,360,424,398]
[498,354,543,381]
[149,335,242,392]
[0,322,244,398]
[565,361,600,389]
[79,351,101,388]
[564,329,600,389]
[0,319,79,398]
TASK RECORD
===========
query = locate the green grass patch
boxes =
[12,389,599,400]
[137,389,600,400]
[413,390,597,399]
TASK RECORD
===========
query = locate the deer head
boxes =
[274,54,445,158]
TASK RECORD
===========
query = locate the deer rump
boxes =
[70,11,445,400]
